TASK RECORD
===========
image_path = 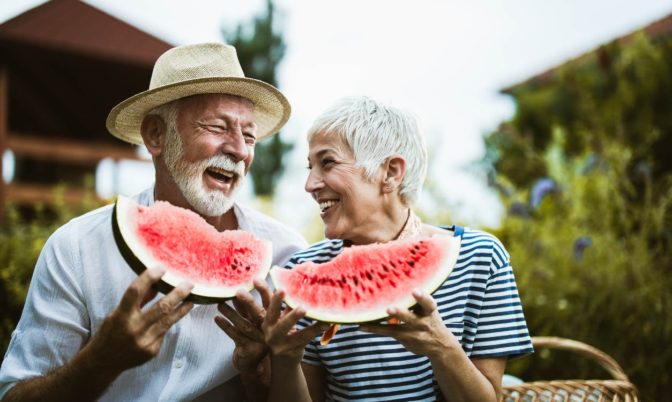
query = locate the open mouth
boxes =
[205,166,236,184]
[319,200,339,213]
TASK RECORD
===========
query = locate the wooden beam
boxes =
[7,133,145,166]
[0,68,7,220]
[5,183,106,205]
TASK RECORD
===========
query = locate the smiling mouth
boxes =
[319,200,338,212]
[205,167,236,184]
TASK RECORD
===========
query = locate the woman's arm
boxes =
[302,362,326,402]
[264,290,327,402]
[360,291,505,402]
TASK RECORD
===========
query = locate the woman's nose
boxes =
[305,169,323,193]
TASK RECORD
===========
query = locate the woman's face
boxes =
[305,133,385,244]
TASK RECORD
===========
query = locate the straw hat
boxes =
[106,42,291,145]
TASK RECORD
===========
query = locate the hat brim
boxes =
[106,77,291,145]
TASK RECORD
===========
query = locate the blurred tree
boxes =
[483,31,672,401]
[1,183,103,358]
[223,0,292,196]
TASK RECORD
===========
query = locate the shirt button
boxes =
[174,359,184,369]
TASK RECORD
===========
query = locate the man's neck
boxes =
[204,208,239,232]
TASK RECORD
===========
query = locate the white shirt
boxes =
[0,188,307,401]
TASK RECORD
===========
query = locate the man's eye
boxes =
[244,134,256,145]
[205,125,226,133]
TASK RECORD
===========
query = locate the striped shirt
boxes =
[287,225,533,401]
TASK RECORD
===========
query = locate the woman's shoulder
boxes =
[434,224,510,261]
[285,238,344,267]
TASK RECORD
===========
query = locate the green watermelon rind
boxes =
[112,195,272,304]
[270,235,461,324]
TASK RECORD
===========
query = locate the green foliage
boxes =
[0,186,104,356]
[484,33,672,401]
[223,0,292,196]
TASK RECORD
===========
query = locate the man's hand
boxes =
[215,278,271,373]
[87,267,194,372]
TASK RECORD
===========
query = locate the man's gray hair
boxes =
[147,100,181,134]
[307,96,428,205]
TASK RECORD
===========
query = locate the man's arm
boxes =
[3,268,193,402]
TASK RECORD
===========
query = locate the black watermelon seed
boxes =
[409,260,415,267]
[366,272,373,280]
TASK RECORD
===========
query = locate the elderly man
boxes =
[0,43,306,401]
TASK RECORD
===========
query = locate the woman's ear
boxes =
[382,154,406,193]
[140,114,166,157]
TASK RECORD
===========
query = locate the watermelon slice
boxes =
[112,195,272,303]
[270,235,460,323]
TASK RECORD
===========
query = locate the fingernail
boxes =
[151,266,167,276]
[178,281,194,292]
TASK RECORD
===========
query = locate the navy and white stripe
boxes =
[284,225,533,401]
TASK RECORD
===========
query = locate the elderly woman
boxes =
[224,96,533,402]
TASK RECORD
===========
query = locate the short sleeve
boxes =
[470,237,533,359]
[0,224,90,392]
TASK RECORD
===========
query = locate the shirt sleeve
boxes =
[0,223,91,394]
[470,236,534,359]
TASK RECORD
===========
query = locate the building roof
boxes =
[503,12,672,94]
[0,0,171,66]
[0,0,174,142]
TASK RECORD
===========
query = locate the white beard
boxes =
[163,125,245,217]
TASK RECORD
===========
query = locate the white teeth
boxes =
[208,167,234,178]
[319,200,338,211]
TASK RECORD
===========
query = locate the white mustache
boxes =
[206,154,245,177]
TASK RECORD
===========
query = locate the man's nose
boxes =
[221,126,249,162]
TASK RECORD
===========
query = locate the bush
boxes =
[0,185,104,358]
[491,132,671,401]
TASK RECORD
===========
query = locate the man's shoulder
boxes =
[50,203,115,241]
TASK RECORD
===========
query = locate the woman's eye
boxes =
[322,159,335,167]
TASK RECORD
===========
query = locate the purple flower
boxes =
[573,236,593,261]
[530,178,559,209]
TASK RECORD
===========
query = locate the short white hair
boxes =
[307,96,428,205]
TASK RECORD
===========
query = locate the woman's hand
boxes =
[262,289,328,363]
[215,279,271,373]
[359,291,458,359]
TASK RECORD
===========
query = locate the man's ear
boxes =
[140,114,166,157]
[382,154,406,193]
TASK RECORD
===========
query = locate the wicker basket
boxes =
[502,337,639,402]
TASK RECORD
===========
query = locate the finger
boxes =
[387,306,417,323]
[359,323,399,337]
[214,315,247,344]
[119,267,166,312]
[265,290,285,324]
[271,307,306,338]
[232,297,252,321]
[235,289,266,325]
[143,281,194,326]
[412,291,438,316]
[218,302,264,343]
[147,300,194,340]
[253,278,272,309]
[292,322,330,346]
[140,288,159,308]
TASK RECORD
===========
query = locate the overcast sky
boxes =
[2,0,671,230]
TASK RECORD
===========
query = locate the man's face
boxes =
[162,94,257,216]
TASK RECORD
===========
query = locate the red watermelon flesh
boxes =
[113,195,272,302]
[270,235,460,323]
